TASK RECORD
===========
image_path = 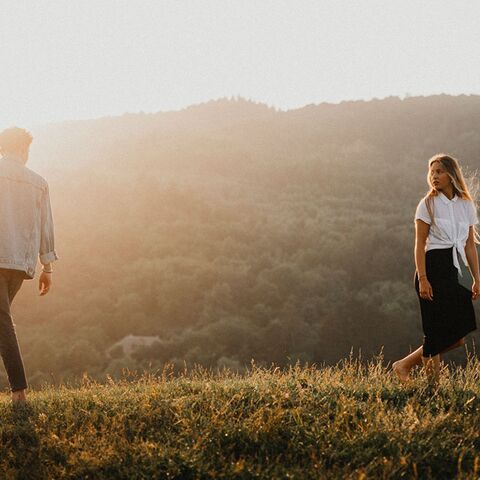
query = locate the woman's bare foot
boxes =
[392,361,410,384]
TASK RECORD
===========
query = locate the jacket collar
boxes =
[438,191,458,204]
[1,154,26,165]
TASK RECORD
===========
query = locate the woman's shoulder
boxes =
[416,195,435,206]
[414,196,433,224]
[458,196,476,209]
[415,196,430,212]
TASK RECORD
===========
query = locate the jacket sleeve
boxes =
[39,183,59,265]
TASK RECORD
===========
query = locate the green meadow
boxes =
[1,353,479,479]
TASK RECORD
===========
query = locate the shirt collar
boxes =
[438,191,458,204]
[1,154,25,165]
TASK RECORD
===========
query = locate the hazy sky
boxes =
[1,1,479,128]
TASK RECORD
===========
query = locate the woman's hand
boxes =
[419,277,434,301]
[472,279,480,301]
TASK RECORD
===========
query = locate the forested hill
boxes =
[12,94,480,390]
[33,93,480,177]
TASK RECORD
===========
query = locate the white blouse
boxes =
[414,192,479,277]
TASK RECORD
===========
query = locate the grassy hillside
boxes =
[12,95,480,391]
[2,353,480,479]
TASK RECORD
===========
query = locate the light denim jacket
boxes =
[0,155,58,279]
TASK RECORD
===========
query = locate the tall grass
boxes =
[1,350,479,479]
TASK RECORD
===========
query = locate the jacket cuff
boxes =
[39,251,59,265]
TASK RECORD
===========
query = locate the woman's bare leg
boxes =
[422,354,440,385]
[393,338,465,383]
[11,388,27,404]
[393,346,423,382]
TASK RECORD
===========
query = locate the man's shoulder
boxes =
[0,161,48,191]
[22,165,48,190]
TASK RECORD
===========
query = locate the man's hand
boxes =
[39,271,52,296]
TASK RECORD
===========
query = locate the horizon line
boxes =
[28,91,480,130]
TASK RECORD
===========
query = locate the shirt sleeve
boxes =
[468,200,479,226]
[414,198,431,225]
[39,183,59,265]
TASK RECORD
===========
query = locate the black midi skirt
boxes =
[414,247,477,357]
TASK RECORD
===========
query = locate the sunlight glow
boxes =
[0,1,479,128]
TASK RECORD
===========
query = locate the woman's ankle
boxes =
[11,389,27,400]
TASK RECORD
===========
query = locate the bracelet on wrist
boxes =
[42,269,53,274]
[419,274,427,279]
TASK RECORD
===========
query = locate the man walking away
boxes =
[0,127,58,405]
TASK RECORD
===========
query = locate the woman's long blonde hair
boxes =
[424,153,480,244]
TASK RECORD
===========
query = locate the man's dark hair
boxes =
[0,127,33,154]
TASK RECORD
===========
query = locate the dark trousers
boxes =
[0,268,28,392]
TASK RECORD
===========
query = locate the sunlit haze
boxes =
[1,1,479,129]
[3,1,480,439]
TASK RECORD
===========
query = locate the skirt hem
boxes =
[422,326,477,357]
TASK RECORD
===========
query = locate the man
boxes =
[0,127,58,405]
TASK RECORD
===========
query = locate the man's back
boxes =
[0,155,58,279]
[0,125,58,404]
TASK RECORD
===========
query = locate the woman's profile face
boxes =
[429,161,451,192]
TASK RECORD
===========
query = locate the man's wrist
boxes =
[42,263,53,274]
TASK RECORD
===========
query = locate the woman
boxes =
[393,154,480,385]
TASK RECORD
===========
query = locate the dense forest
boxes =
[7,94,480,390]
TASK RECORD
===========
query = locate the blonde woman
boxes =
[393,154,480,385]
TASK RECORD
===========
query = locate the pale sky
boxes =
[1,1,479,129]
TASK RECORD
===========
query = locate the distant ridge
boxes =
[30,93,480,175]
